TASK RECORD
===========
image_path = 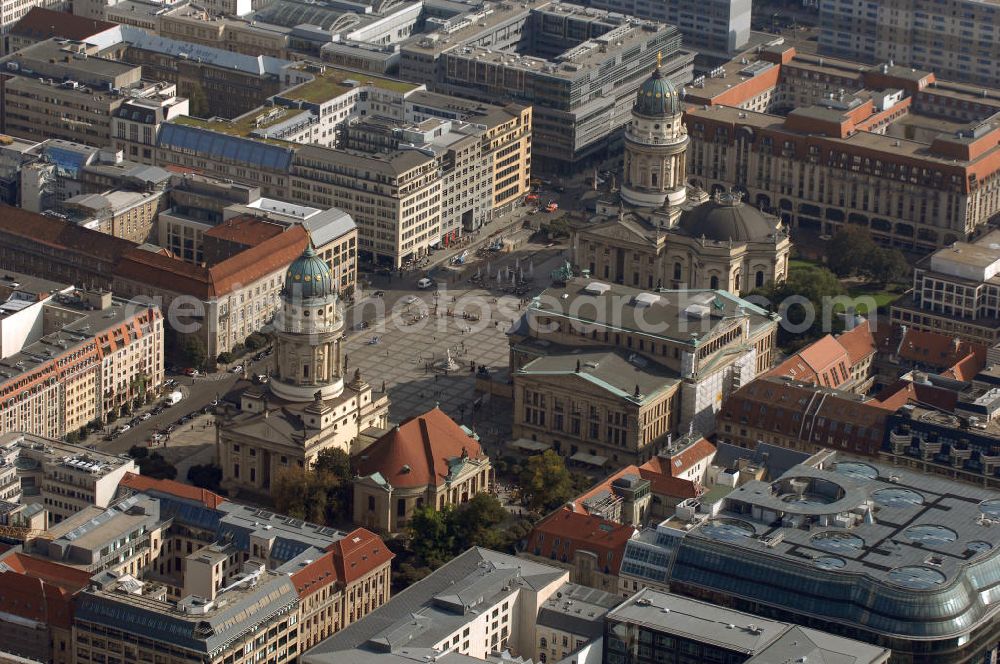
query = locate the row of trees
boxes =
[217,332,270,366]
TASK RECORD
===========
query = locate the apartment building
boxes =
[7,7,116,55]
[0,551,92,664]
[683,44,1000,251]
[291,144,441,267]
[109,25,307,120]
[59,189,165,243]
[111,94,190,164]
[0,278,163,438]
[0,38,178,147]
[509,278,778,462]
[344,117,491,241]
[818,0,1000,88]
[0,205,135,288]
[0,431,137,525]
[353,406,491,534]
[400,0,694,172]
[891,230,1000,346]
[114,218,309,359]
[3,472,395,664]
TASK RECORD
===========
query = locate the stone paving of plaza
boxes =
[343,244,568,448]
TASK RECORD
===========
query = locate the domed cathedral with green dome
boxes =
[572,60,792,297]
[215,241,390,498]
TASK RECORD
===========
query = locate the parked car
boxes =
[416,278,434,289]
[140,413,152,421]
[229,365,243,373]
[118,424,131,433]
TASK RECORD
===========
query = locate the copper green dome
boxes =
[634,67,681,117]
[284,244,334,299]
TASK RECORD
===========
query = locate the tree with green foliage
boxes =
[862,246,909,286]
[217,352,235,365]
[181,335,207,370]
[407,493,512,566]
[827,226,875,277]
[188,463,223,491]
[245,332,268,351]
[755,264,848,349]
[137,452,177,480]
[314,448,352,479]
[128,445,149,460]
[408,506,455,567]
[518,450,574,512]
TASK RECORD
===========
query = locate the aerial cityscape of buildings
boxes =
[0,0,998,663]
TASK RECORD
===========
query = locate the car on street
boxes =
[118,424,131,433]
[140,413,152,421]
[416,278,434,289]
[402,295,418,304]
[253,352,266,361]
[229,365,243,373]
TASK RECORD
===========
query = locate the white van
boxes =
[416,277,434,289]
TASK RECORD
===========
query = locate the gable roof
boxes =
[836,320,877,366]
[291,551,339,598]
[11,7,116,41]
[767,334,852,389]
[0,553,91,629]
[896,328,988,372]
[329,527,394,585]
[119,472,227,509]
[355,406,484,489]
[114,224,308,298]
[528,510,635,574]
[0,204,136,264]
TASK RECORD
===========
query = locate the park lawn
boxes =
[789,257,822,272]
[789,256,902,314]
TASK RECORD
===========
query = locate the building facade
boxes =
[818,0,1000,88]
[683,45,1000,251]
[509,278,778,463]
[890,230,1000,345]
[353,406,491,533]
[216,245,389,494]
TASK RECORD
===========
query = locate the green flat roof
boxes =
[280,67,418,104]
[172,112,304,144]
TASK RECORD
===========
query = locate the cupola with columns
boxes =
[621,55,689,214]
[270,244,345,402]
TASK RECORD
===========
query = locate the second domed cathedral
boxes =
[573,62,791,296]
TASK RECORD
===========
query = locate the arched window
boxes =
[710,275,719,290]
[540,638,547,649]
[755,271,765,288]
[651,172,658,186]
[673,262,682,280]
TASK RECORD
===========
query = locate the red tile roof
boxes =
[355,406,485,489]
[767,334,853,389]
[291,551,339,598]
[0,204,136,264]
[114,224,308,299]
[896,328,987,372]
[0,553,91,629]
[636,466,701,500]
[527,510,635,573]
[119,472,227,509]
[11,7,115,40]
[328,527,393,585]
[204,215,285,246]
[836,321,877,367]
[656,437,716,478]
[873,380,960,412]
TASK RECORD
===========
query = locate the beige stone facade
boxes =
[217,246,389,494]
